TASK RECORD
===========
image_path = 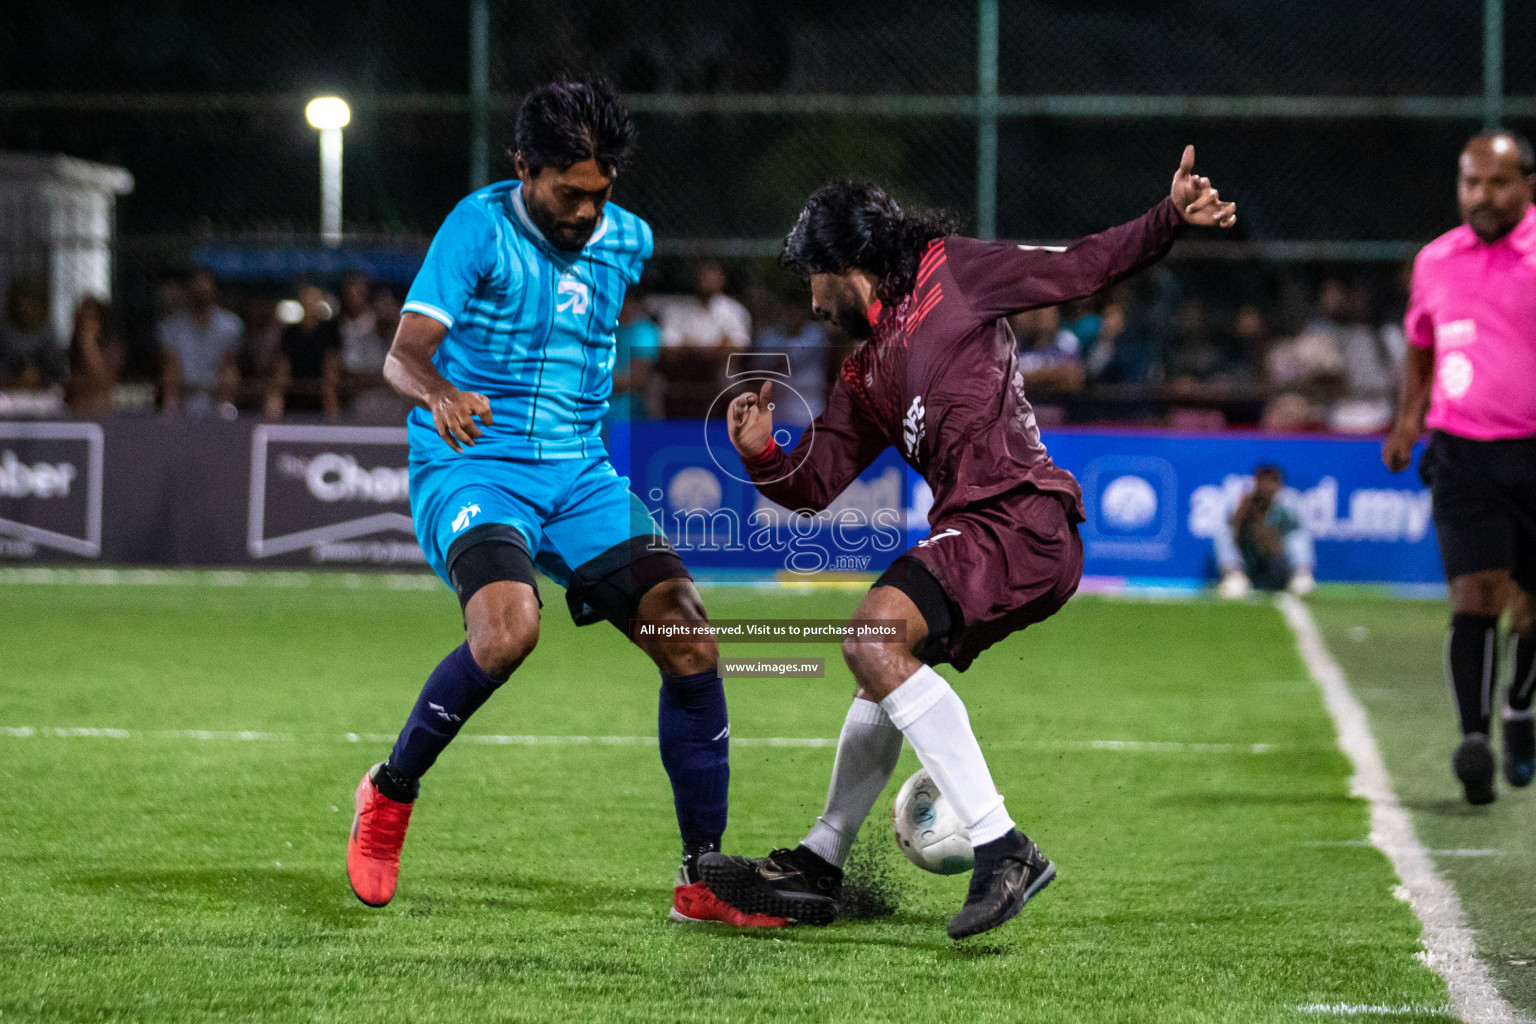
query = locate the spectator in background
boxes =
[649,263,751,416]
[236,296,283,409]
[1165,297,1227,386]
[607,289,661,423]
[157,269,242,414]
[343,284,405,422]
[1232,304,1272,379]
[338,271,388,378]
[654,262,751,351]
[0,276,65,388]
[1215,464,1316,599]
[1011,305,1085,393]
[1302,279,1398,433]
[753,296,828,425]
[266,283,341,419]
[65,297,124,417]
[1263,280,1348,431]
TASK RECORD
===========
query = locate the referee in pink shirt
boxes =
[1383,131,1536,804]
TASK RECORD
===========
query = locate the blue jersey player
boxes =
[345,79,783,927]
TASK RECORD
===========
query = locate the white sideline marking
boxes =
[0,727,1282,754]
[1296,1004,1448,1017]
[1278,594,1521,1024]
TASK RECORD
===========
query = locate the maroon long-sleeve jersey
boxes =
[743,197,1187,526]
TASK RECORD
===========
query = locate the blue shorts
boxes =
[410,452,666,595]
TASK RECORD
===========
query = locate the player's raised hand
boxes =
[1170,145,1237,228]
[728,380,775,461]
[430,388,494,453]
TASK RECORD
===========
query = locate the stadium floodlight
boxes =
[305,96,350,246]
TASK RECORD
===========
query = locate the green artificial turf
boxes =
[1312,593,1536,1021]
[0,575,1452,1022]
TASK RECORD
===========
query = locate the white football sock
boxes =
[802,698,904,868]
[879,665,1015,846]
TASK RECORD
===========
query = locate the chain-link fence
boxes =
[0,0,1531,422]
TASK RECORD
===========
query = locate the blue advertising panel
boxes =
[614,421,1440,585]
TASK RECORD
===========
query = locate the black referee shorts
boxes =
[1421,431,1536,591]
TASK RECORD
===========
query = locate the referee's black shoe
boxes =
[1503,712,1535,788]
[947,830,1056,941]
[1452,733,1497,805]
[698,846,842,926]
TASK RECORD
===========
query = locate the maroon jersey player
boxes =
[698,147,1237,940]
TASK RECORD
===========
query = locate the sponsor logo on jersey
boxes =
[557,277,590,315]
[1439,350,1474,400]
[903,395,926,460]
[1434,318,1476,348]
[917,527,960,548]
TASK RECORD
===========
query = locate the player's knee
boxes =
[467,617,539,681]
[638,578,718,675]
[1512,590,1536,636]
[655,636,718,677]
[1449,571,1510,617]
[842,634,894,683]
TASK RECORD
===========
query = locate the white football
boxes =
[892,768,974,874]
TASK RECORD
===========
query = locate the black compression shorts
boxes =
[1421,431,1536,591]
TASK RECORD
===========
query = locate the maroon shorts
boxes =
[876,486,1084,671]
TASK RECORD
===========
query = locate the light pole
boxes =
[305,96,350,246]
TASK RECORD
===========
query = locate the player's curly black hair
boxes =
[513,77,637,176]
[780,181,963,304]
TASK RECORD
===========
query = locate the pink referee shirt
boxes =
[1405,203,1536,440]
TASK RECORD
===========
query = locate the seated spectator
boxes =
[1215,464,1316,599]
[266,283,341,419]
[753,297,829,425]
[157,269,242,414]
[65,297,124,418]
[0,276,65,388]
[607,289,661,424]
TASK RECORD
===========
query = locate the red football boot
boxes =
[670,879,789,927]
[346,764,414,907]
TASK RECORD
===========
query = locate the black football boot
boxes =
[698,845,843,926]
[947,830,1056,941]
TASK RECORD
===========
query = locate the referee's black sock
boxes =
[1509,632,1536,713]
[1448,613,1499,736]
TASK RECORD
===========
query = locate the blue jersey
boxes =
[402,180,653,460]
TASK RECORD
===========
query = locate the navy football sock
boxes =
[658,668,730,852]
[387,642,503,783]
[1448,613,1499,736]
[1510,632,1536,713]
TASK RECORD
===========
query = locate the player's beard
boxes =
[1465,204,1519,243]
[834,300,873,340]
[525,195,598,251]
